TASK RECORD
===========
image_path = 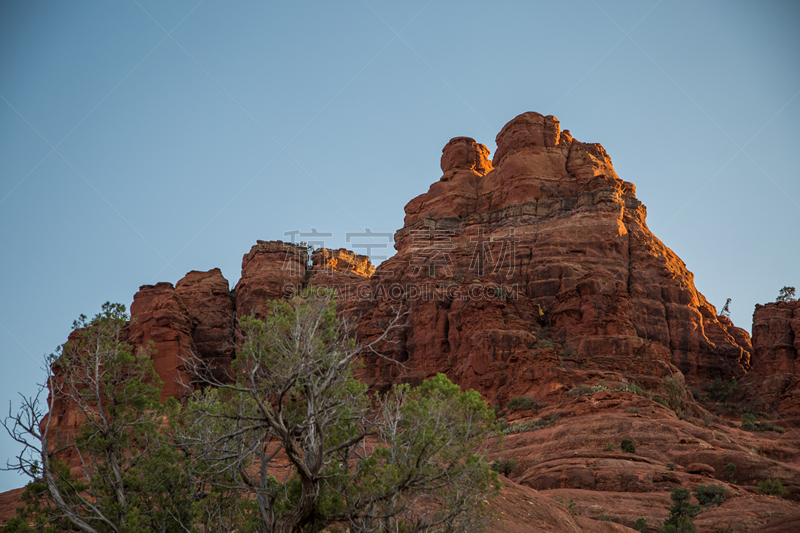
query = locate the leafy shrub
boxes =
[652,395,669,408]
[742,413,757,431]
[619,383,644,396]
[553,497,581,516]
[621,439,636,454]
[757,420,785,433]
[666,462,676,470]
[506,397,534,412]
[495,418,509,433]
[695,484,730,506]
[724,463,736,483]
[491,458,516,476]
[758,478,787,497]
[537,339,554,349]
[706,378,742,402]
[604,443,616,451]
[742,413,785,433]
[599,513,612,521]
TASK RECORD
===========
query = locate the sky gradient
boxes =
[1,0,799,491]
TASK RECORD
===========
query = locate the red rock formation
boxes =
[10,111,800,533]
[742,300,800,416]
[175,268,235,383]
[235,240,308,318]
[129,282,196,400]
[355,112,752,400]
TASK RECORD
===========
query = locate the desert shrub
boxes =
[619,383,645,396]
[628,406,640,414]
[724,463,736,483]
[568,381,609,397]
[706,378,742,402]
[695,484,730,506]
[757,420,785,433]
[742,413,757,431]
[506,397,534,412]
[742,413,785,433]
[666,462,676,470]
[491,458,516,476]
[634,518,648,532]
[505,417,555,435]
[661,375,687,411]
[599,513,612,521]
[559,346,576,358]
[621,439,636,454]
[652,395,669,407]
[604,443,616,451]
[758,478,787,497]
[553,497,581,516]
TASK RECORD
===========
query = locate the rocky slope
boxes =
[3,112,799,532]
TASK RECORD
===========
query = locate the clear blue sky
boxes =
[1,1,798,491]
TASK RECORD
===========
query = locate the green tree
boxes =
[621,439,636,454]
[661,487,699,533]
[776,286,796,303]
[2,303,192,533]
[180,289,499,533]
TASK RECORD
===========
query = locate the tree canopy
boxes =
[4,291,500,533]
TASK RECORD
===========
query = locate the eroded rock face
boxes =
[742,300,800,416]
[129,282,196,400]
[175,268,235,383]
[17,111,800,532]
[354,111,752,399]
[235,240,308,318]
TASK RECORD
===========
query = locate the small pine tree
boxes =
[661,487,700,533]
[776,286,796,303]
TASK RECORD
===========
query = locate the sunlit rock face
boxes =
[19,112,800,530]
[352,111,752,402]
[43,111,755,409]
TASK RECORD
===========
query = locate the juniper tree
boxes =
[180,288,500,533]
[2,303,192,533]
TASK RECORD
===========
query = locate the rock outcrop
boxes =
[235,240,308,318]
[354,112,753,401]
[129,282,197,400]
[7,111,800,533]
[742,300,800,416]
